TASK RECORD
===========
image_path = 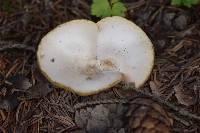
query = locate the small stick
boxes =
[74,98,129,110]
[0,41,35,52]
[75,87,200,122]
[135,89,200,121]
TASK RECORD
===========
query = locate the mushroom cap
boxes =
[37,16,154,96]
[97,16,154,88]
[37,20,123,96]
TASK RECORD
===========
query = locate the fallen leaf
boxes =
[7,74,32,90]
[21,82,53,100]
[150,81,161,96]
[0,55,8,72]
[0,93,20,111]
[22,69,54,99]
[174,84,196,106]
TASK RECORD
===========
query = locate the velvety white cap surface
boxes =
[97,16,154,88]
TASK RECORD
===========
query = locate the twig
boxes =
[74,98,129,110]
[125,0,146,10]
[135,90,200,121]
[75,88,200,122]
[0,41,35,52]
[168,112,190,126]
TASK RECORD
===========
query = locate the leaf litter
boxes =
[0,0,200,132]
[0,72,53,111]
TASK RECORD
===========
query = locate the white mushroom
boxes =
[37,16,154,96]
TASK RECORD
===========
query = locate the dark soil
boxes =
[0,0,200,133]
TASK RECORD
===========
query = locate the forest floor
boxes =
[0,0,200,133]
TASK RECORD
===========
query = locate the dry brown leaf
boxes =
[51,114,75,126]
[174,84,196,106]
[0,55,9,72]
[150,81,161,96]
[149,72,167,98]
[7,75,32,91]
[0,93,20,111]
